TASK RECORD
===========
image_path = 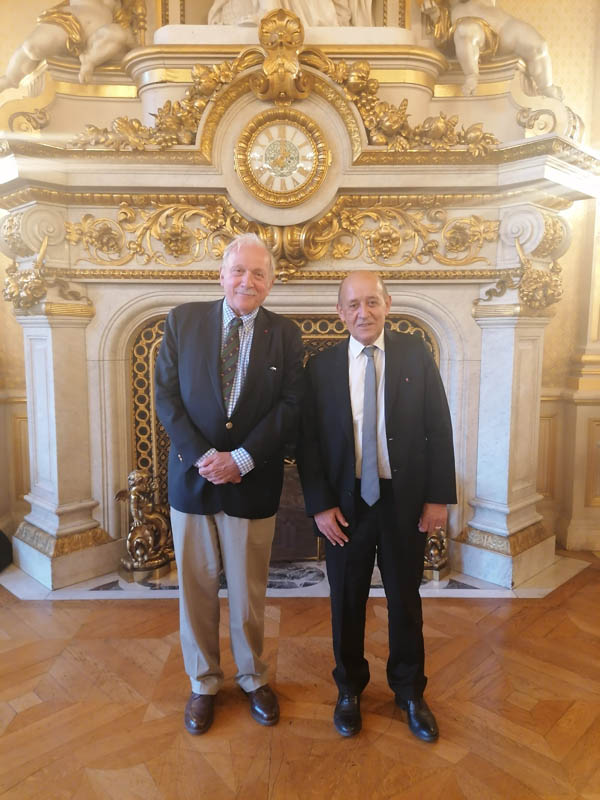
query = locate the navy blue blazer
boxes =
[297,330,457,529]
[154,300,304,518]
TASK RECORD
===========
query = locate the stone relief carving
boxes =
[207,0,372,28]
[420,0,562,99]
[0,0,145,91]
[64,197,500,279]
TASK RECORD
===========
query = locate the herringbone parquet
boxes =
[0,552,598,799]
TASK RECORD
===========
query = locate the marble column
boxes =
[12,305,123,589]
[453,306,556,588]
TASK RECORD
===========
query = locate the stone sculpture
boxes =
[208,0,372,28]
[0,0,141,91]
[421,0,562,99]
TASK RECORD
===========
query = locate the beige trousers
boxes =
[170,507,276,695]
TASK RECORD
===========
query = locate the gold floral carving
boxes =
[71,55,260,151]
[65,200,263,267]
[69,9,497,159]
[474,237,563,311]
[3,237,93,311]
[14,520,112,557]
[531,214,566,259]
[64,198,499,278]
[308,57,498,155]
[517,252,562,311]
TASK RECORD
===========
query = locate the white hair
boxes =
[222,233,276,279]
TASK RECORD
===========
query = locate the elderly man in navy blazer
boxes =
[155,233,304,735]
[298,271,456,741]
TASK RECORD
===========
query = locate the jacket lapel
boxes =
[332,337,354,449]
[384,329,402,430]
[204,299,226,413]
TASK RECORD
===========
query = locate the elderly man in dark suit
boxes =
[298,271,456,741]
[155,233,304,735]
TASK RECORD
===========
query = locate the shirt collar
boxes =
[222,299,259,329]
[348,329,385,359]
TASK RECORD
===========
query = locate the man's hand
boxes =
[314,507,350,546]
[197,452,241,484]
[418,502,447,534]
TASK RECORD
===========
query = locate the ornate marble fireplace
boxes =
[1,4,599,588]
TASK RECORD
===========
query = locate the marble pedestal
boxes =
[12,305,124,589]
[452,306,555,588]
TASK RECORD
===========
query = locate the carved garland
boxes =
[63,198,500,279]
[474,237,562,311]
[70,9,498,157]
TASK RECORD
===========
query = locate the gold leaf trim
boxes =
[14,521,112,558]
[456,522,551,556]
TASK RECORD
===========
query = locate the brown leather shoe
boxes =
[243,684,280,726]
[184,692,215,735]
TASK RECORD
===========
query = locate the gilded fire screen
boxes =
[130,313,438,560]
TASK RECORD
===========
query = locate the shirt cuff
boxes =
[231,448,255,476]
[195,448,217,468]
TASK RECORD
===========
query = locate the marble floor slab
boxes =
[0,553,590,601]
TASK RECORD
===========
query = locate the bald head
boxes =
[337,271,392,345]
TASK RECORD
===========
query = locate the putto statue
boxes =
[421,0,562,99]
[208,0,372,28]
[116,468,174,574]
[0,0,144,92]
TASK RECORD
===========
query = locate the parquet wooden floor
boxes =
[0,552,598,800]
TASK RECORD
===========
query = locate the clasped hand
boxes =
[197,452,241,484]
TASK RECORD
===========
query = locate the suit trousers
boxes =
[325,480,427,701]
[170,507,276,695]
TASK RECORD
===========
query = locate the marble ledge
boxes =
[0,555,590,602]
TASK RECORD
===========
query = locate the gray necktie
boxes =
[361,345,380,506]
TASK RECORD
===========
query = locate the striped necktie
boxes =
[221,316,242,408]
[361,345,380,506]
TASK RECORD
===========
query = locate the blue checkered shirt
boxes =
[196,300,257,476]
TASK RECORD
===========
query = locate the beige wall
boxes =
[0,0,599,392]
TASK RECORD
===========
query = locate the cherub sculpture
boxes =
[115,468,173,571]
[421,0,562,100]
[0,0,143,92]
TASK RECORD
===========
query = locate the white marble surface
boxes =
[0,555,590,602]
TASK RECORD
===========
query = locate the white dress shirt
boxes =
[348,332,392,480]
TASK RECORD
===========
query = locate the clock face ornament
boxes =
[235,109,330,207]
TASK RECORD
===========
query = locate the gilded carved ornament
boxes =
[116,469,174,574]
[70,9,498,158]
[64,197,500,280]
[3,236,93,312]
[474,237,563,312]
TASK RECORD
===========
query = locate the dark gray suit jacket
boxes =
[154,300,304,519]
[297,330,456,529]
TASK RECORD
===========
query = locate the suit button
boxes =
[177,454,183,462]
[225,421,233,430]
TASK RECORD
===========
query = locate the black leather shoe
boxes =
[184,692,215,735]
[333,693,362,737]
[395,696,439,742]
[244,684,280,726]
